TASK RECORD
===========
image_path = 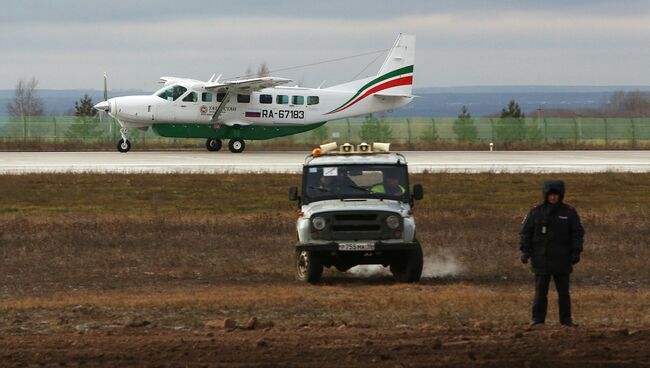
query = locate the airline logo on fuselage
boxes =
[200,105,237,115]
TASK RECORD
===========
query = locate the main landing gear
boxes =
[228,138,246,153]
[205,138,246,153]
[206,138,222,151]
[117,127,131,153]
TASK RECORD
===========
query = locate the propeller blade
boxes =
[103,72,108,101]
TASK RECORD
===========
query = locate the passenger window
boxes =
[260,94,273,104]
[202,92,213,102]
[237,94,251,103]
[277,95,289,104]
[292,96,304,105]
[183,92,198,102]
[307,96,319,105]
[216,92,226,102]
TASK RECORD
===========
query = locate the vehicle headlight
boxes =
[386,215,400,230]
[311,216,326,230]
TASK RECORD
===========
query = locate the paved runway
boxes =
[0,151,648,174]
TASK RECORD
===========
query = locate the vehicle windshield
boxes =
[303,165,409,203]
[155,84,188,101]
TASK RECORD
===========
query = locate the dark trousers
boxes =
[532,273,572,324]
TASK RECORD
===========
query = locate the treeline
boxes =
[536,90,650,118]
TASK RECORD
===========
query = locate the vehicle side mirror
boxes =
[412,184,423,200]
[289,186,300,201]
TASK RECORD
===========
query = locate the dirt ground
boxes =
[0,173,649,366]
[2,324,649,367]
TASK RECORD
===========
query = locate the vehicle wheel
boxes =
[390,241,423,283]
[117,138,131,153]
[295,250,323,284]
[228,138,245,153]
[206,138,222,151]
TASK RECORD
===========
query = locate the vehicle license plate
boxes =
[338,242,375,251]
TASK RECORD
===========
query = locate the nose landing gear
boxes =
[117,127,131,153]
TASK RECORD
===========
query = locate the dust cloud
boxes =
[347,252,463,278]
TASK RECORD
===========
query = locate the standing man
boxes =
[519,180,585,327]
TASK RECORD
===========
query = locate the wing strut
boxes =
[211,89,232,123]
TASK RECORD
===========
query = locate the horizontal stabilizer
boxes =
[373,93,418,98]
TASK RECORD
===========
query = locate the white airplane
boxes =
[94,34,415,153]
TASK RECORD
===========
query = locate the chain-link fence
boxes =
[1,115,649,148]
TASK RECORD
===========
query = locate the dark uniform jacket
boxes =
[519,180,585,275]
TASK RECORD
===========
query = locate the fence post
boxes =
[603,118,608,146]
[22,116,27,142]
[346,119,351,141]
[543,117,548,144]
[489,118,495,142]
[53,117,57,144]
[431,118,437,141]
[407,118,412,146]
[573,117,579,145]
[631,118,637,148]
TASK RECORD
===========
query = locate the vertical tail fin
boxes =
[324,34,416,114]
[378,34,416,76]
[375,34,415,97]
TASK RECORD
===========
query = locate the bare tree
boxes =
[257,61,270,77]
[244,66,253,78]
[6,77,45,118]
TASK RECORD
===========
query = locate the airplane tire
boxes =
[117,139,131,153]
[228,138,245,153]
[206,138,222,152]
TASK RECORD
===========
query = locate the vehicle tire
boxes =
[117,138,131,153]
[390,241,423,283]
[206,138,222,151]
[228,138,245,153]
[295,250,323,284]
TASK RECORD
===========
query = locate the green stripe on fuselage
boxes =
[151,122,326,140]
[332,65,414,112]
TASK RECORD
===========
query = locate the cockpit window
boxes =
[182,92,198,102]
[155,85,188,101]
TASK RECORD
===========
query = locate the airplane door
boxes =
[176,91,200,123]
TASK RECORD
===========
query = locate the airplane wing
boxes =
[204,77,292,122]
[204,77,292,92]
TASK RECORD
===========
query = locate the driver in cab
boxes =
[371,171,405,195]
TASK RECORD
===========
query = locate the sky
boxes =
[2,0,650,90]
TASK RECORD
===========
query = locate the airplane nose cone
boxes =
[94,101,110,112]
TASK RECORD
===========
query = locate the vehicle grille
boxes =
[315,211,398,241]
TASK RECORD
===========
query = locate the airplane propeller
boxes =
[94,72,110,113]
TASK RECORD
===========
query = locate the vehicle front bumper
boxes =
[296,241,419,252]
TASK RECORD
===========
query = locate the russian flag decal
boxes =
[245,111,261,118]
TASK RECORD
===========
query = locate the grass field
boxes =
[0,173,649,366]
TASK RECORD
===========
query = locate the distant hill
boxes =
[0,89,149,116]
[2,86,649,117]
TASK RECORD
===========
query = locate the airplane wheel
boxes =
[228,138,245,153]
[117,139,131,153]
[206,138,222,152]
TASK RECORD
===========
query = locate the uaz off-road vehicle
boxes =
[289,142,424,284]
